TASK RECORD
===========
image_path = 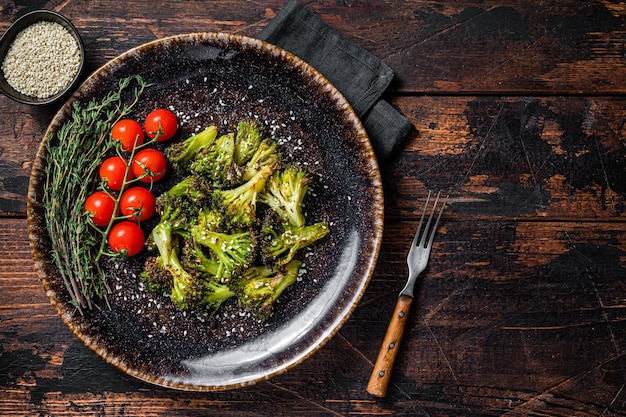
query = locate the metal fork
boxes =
[367,191,447,397]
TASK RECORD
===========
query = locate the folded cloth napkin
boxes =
[258,0,413,165]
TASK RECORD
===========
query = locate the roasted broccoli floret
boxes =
[261,218,329,267]
[242,138,280,181]
[213,164,274,227]
[191,224,257,283]
[196,208,225,232]
[259,165,311,227]
[234,120,263,166]
[235,260,302,318]
[184,241,220,276]
[179,237,234,313]
[189,132,241,187]
[168,241,205,309]
[200,280,236,313]
[150,187,204,309]
[141,255,172,294]
[162,175,212,208]
[165,126,218,173]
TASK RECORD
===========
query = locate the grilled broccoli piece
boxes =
[150,185,205,309]
[191,223,257,283]
[234,120,263,166]
[165,126,218,173]
[162,175,212,208]
[168,240,204,309]
[259,165,311,227]
[200,280,236,313]
[242,138,280,181]
[189,132,241,187]
[213,164,274,227]
[261,218,329,267]
[180,235,234,312]
[148,228,202,310]
[183,240,220,276]
[196,208,225,232]
[235,260,302,318]
[141,255,172,294]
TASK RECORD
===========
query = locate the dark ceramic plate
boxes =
[27,33,383,391]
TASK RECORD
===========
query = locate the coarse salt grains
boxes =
[2,21,81,99]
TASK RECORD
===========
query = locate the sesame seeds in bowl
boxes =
[0,10,85,106]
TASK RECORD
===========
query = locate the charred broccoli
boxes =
[166,126,218,173]
[180,237,235,313]
[140,255,172,294]
[191,223,257,283]
[189,132,241,187]
[201,280,235,313]
[262,218,329,267]
[235,260,302,319]
[183,239,220,277]
[167,240,204,309]
[234,120,263,166]
[148,181,203,309]
[140,119,331,319]
[162,175,212,208]
[213,164,274,227]
[242,137,280,181]
[259,165,311,227]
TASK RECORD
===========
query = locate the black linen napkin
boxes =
[258,0,413,165]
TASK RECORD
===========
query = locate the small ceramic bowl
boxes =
[0,10,85,106]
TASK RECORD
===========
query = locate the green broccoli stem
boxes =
[202,280,236,312]
[191,226,255,282]
[215,164,273,226]
[258,165,310,227]
[264,221,329,267]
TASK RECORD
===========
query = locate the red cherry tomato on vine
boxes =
[119,187,155,222]
[108,221,145,257]
[99,156,133,191]
[111,119,145,151]
[144,109,178,142]
[84,191,117,227]
[132,148,167,183]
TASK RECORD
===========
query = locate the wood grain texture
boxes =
[2,0,626,415]
[367,294,413,397]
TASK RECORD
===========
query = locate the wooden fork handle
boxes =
[366,294,413,397]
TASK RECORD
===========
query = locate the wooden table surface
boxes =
[2,1,626,416]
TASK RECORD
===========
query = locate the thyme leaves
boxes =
[43,75,148,314]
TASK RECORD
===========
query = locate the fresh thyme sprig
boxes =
[43,75,148,314]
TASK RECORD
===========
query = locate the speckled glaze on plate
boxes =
[27,33,383,391]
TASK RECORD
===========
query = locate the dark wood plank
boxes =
[3,0,625,94]
[384,95,626,221]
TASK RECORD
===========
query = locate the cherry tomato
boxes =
[119,187,155,222]
[144,108,178,142]
[108,221,145,257]
[84,191,117,227]
[99,156,133,191]
[111,119,145,151]
[132,148,167,183]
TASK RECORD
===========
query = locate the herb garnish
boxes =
[43,75,148,313]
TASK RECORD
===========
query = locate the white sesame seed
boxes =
[2,21,81,99]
